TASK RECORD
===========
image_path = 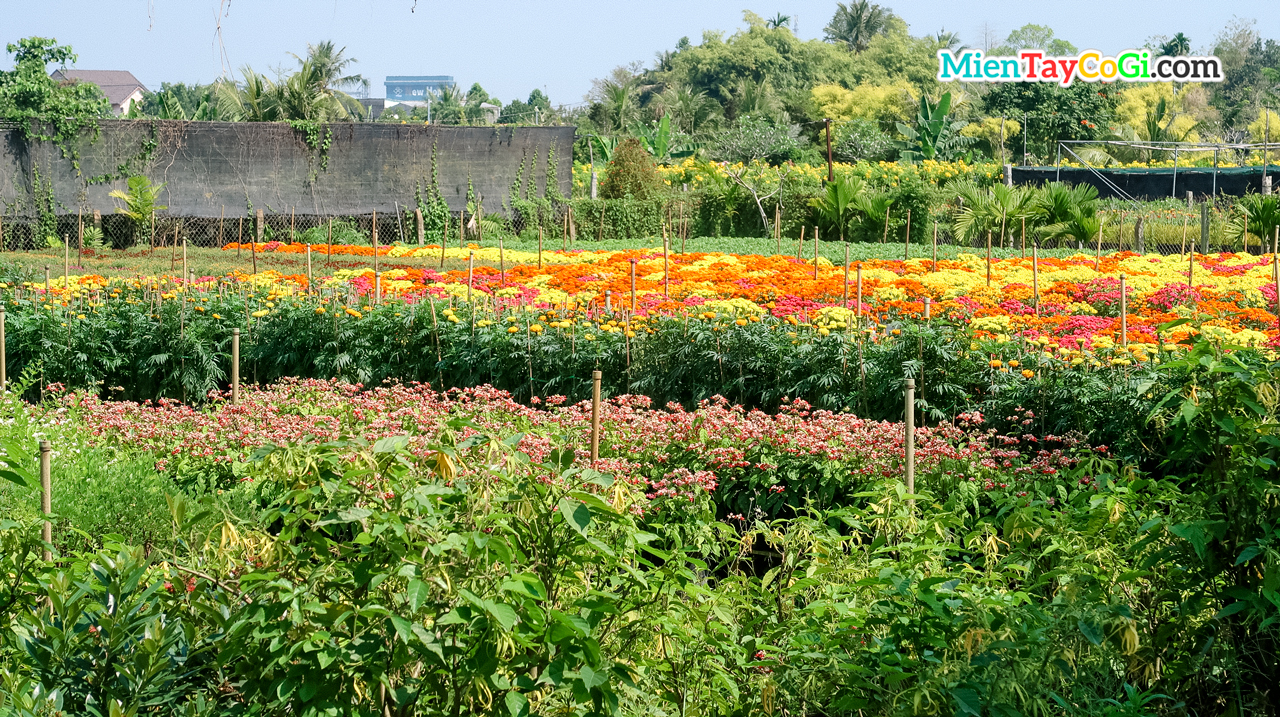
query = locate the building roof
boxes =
[50,69,146,107]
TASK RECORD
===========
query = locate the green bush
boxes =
[600,138,664,200]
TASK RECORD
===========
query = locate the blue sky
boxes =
[6,0,1277,106]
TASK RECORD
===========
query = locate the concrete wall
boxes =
[0,120,575,218]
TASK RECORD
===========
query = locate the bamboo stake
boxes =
[630,259,637,312]
[499,234,505,284]
[663,224,670,298]
[251,229,258,275]
[182,239,188,286]
[40,440,51,561]
[1095,217,1105,270]
[1188,250,1194,289]
[1120,274,1128,348]
[372,210,379,274]
[467,252,474,303]
[150,210,155,253]
[231,328,240,403]
[440,216,447,268]
[1032,243,1040,316]
[538,226,544,269]
[328,219,333,265]
[459,211,465,249]
[306,245,313,291]
[1021,216,1026,258]
[986,231,992,286]
[775,203,781,255]
[64,239,69,290]
[170,221,178,271]
[590,370,602,462]
[881,207,890,244]
[904,378,915,499]
[903,209,911,260]
[797,226,805,260]
[843,243,850,306]
[813,227,819,280]
[0,306,6,391]
[77,209,83,267]
[932,221,938,272]
[856,265,863,328]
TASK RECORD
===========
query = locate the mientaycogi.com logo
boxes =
[936,49,1224,87]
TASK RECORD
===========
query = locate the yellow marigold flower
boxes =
[530,324,544,333]
[1008,360,1019,368]
[735,318,748,326]
[315,307,325,314]
[212,314,222,319]
[507,326,519,333]
[252,310,269,318]
[989,360,1003,368]
[1021,369,1035,378]
[346,308,363,318]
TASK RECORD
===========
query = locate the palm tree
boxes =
[109,175,166,243]
[932,29,963,51]
[952,181,1037,246]
[810,175,862,241]
[1160,33,1191,57]
[1228,194,1280,250]
[294,41,369,95]
[655,85,719,135]
[766,13,791,30]
[824,1,891,53]
[600,77,639,132]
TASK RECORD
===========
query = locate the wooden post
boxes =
[1180,215,1189,255]
[415,208,424,245]
[882,208,890,244]
[797,226,804,260]
[170,221,178,271]
[77,209,83,267]
[775,203,781,255]
[1274,253,1280,333]
[1032,243,1040,316]
[903,208,911,260]
[372,210,379,274]
[375,272,381,304]
[255,209,264,246]
[459,211,465,249]
[467,252,474,303]
[1,306,6,392]
[813,227,819,280]
[499,234,505,284]
[663,230,671,298]
[219,206,225,247]
[290,207,296,243]
[856,265,863,328]
[538,226,544,269]
[1095,216,1105,270]
[843,243,850,306]
[931,221,938,272]
[150,210,156,253]
[40,440,51,561]
[237,216,243,260]
[904,378,915,497]
[231,328,240,403]
[64,238,70,290]
[1120,274,1127,348]
[182,239,188,286]
[306,245,313,291]
[1021,216,1026,258]
[923,297,931,320]
[986,231,992,287]
[590,370,602,462]
[251,227,258,275]
[629,259,637,312]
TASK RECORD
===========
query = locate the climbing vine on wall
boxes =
[288,120,334,182]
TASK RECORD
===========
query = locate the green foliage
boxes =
[0,37,109,166]
[1227,193,1280,245]
[709,115,801,164]
[832,118,893,162]
[983,82,1119,162]
[897,92,975,163]
[599,138,664,200]
[569,198,665,241]
[287,119,334,180]
[108,175,166,244]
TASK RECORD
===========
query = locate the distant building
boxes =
[384,76,454,106]
[49,69,146,115]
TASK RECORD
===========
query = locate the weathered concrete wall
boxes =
[0,120,574,217]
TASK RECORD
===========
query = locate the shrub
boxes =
[599,138,664,200]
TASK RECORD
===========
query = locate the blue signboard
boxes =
[385,76,455,100]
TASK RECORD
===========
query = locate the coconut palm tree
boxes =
[655,84,719,135]
[1160,33,1191,57]
[766,13,791,30]
[294,40,369,97]
[824,1,892,53]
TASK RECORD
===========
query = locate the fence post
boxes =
[1004,163,1013,187]
[1134,217,1145,255]
[590,370,602,463]
[375,272,382,304]
[306,245,313,291]
[1200,203,1210,254]
[231,328,240,403]
[40,440,51,561]
[1266,176,1273,196]
[415,208,425,245]
[255,209,264,245]
[904,378,915,498]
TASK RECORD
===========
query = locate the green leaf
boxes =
[406,579,430,612]
[952,687,982,717]
[1214,601,1249,620]
[389,615,414,644]
[1237,546,1262,565]
[501,574,548,601]
[558,497,592,537]
[1078,619,1103,646]
[505,691,529,717]
[373,435,410,454]
[486,601,519,631]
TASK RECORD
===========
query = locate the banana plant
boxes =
[897,92,973,163]
[632,115,700,163]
